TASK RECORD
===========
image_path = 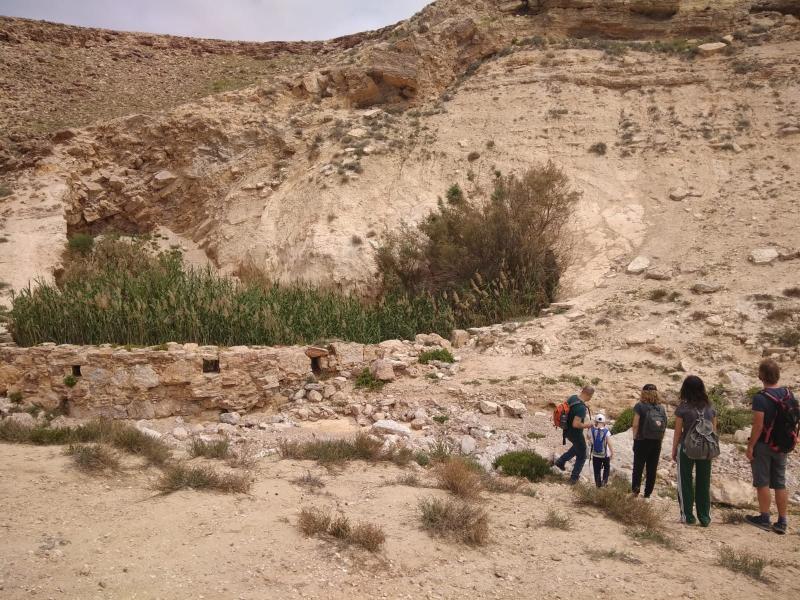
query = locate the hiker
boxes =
[589,414,613,487]
[671,375,719,527]
[631,384,667,499]
[745,359,799,535]
[553,386,594,484]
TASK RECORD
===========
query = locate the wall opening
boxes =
[310,356,321,375]
[203,359,220,373]
[72,365,82,377]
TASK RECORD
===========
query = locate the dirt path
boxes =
[1,444,798,600]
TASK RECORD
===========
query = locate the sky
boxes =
[0,0,432,41]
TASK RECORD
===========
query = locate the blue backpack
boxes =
[591,427,609,458]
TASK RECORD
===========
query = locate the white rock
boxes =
[706,315,724,326]
[723,371,756,394]
[372,419,412,437]
[172,426,189,440]
[503,400,527,418]
[6,412,36,427]
[479,400,499,415]
[219,412,241,425]
[626,256,651,275]
[307,390,323,403]
[460,435,477,455]
[711,476,756,508]
[749,248,779,265]
[152,170,178,188]
[733,427,752,444]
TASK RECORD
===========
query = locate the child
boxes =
[589,414,613,487]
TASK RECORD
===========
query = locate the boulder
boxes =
[6,412,36,427]
[370,359,396,382]
[172,426,189,440]
[711,476,756,508]
[372,419,411,437]
[723,371,756,395]
[503,400,527,418]
[451,329,470,349]
[645,268,672,281]
[691,281,721,294]
[733,427,752,444]
[626,256,651,275]
[479,400,499,415]
[219,412,241,425]
[749,248,779,265]
[697,42,727,55]
[460,435,477,455]
[152,170,178,188]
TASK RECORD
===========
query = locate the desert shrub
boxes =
[588,142,607,155]
[585,549,641,564]
[294,472,325,490]
[437,457,484,499]
[611,408,635,435]
[649,288,668,302]
[446,184,464,204]
[493,450,550,482]
[574,478,664,533]
[354,368,385,391]
[108,425,171,465]
[419,496,489,545]
[783,287,800,299]
[418,348,455,364]
[542,509,571,530]
[710,388,752,435]
[9,391,23,403]
[65,443,120,473]
[66,233,94,255]
[467,151,481,162]
[156,463,251,494]
[776,328,800,347]
[376,163,576,329]
[190,438,231,460]
[718,547,767,581]
[432,414,449,424]
[298,507,385,552]
[10,237,458,346]
[278,433,405,465]
[63,375,78,388]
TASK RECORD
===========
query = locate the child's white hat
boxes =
[594,414,606,423]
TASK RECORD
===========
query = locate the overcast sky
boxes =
[0,0,432,41]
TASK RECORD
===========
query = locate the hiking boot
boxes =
[551,458,566,472]
[745,514,771,532]
[772,521,788,535]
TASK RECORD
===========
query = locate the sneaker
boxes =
[772,521,788,535]
[551,459,566,472]
[745,514,772,532]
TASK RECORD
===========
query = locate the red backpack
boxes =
[553,401,571,429]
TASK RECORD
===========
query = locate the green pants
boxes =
[676,444,712,526]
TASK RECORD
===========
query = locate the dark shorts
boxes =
[752,441,787,490]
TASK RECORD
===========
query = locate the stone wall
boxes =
[0,341,374,419]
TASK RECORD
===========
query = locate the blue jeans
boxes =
[557,431,587,482]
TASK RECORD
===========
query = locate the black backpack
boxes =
[640,404,667,440]
[762,388,800,454]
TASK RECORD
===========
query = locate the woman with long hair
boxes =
[631,384,667,498]
[672,375,718,526]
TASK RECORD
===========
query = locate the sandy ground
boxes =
[1,443,799,600]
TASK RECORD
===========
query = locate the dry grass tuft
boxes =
[227,442,259,469]
[585,548,641,564]
[294,472,325,490]
[719,547,768,581]
[190,438,231,460]
[574,478,664,533]
[65,443,120,474]
[418,496,489,546]
[156,463,251,494]
[297,507,385,553]
[278,433,409,466]
[542,509,571,530]
[436,457,483,499]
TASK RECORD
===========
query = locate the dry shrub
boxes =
[376,162,577,326]
[156,463,251,494]
[65,444,120,474]
[437,457,483,499]
[297,507,385,553]
[294,472,325,490]
[418,496,489,546]
[227,442,259,469]
[719,547,768,581]
[190,438,231,460]
[574,478,663,533]
[278,433,407,465]
[542,509,571,530]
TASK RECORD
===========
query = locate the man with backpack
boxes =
[552,386,594,484]
[745,359,799,535]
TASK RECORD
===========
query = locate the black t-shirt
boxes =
[752,387,790,443]
[633,402,649,440]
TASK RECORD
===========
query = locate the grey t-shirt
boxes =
[675,402,716,443]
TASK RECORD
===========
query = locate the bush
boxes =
[588,142,607,155]
[278,433,407,465]
[375,163,577,329]
[419,496,489,545]
[354,368,385,392]
[190,438,231,460]
[542,509,571,530]
[156,464,251,494]
[65,443,120,473]
[574,478,664,533]
[63,375,78,388]
[710,388,752,435]
[437,457,483,499]
[493,450,551,482]
[446,184,464,204]
[419,348,455,364]
[611,408,635,435]
[718,547,768,581]
[66,234,94,255]
[298,507,385,553]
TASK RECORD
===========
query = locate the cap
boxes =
[594,414,606,423]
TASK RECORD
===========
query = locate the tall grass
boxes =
[10,238,456,347]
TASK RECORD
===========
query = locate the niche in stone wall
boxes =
[203,359,220,373]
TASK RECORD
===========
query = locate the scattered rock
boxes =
[749,248,779,265]
[152,170,178,188]
[451,329,470,349]
[370,360,396,382]
[502,400,526,418]
[479,400,499,415]
[460,435,477,455]
[371,419,411,437]
[691,281,721,294]
[733,427,752,445]
[172,426,189,440]
[711,476,756,508]
[697,42,727,55]
[645,268,672,281]
[219,412,241,425]
[626,256,650,275]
